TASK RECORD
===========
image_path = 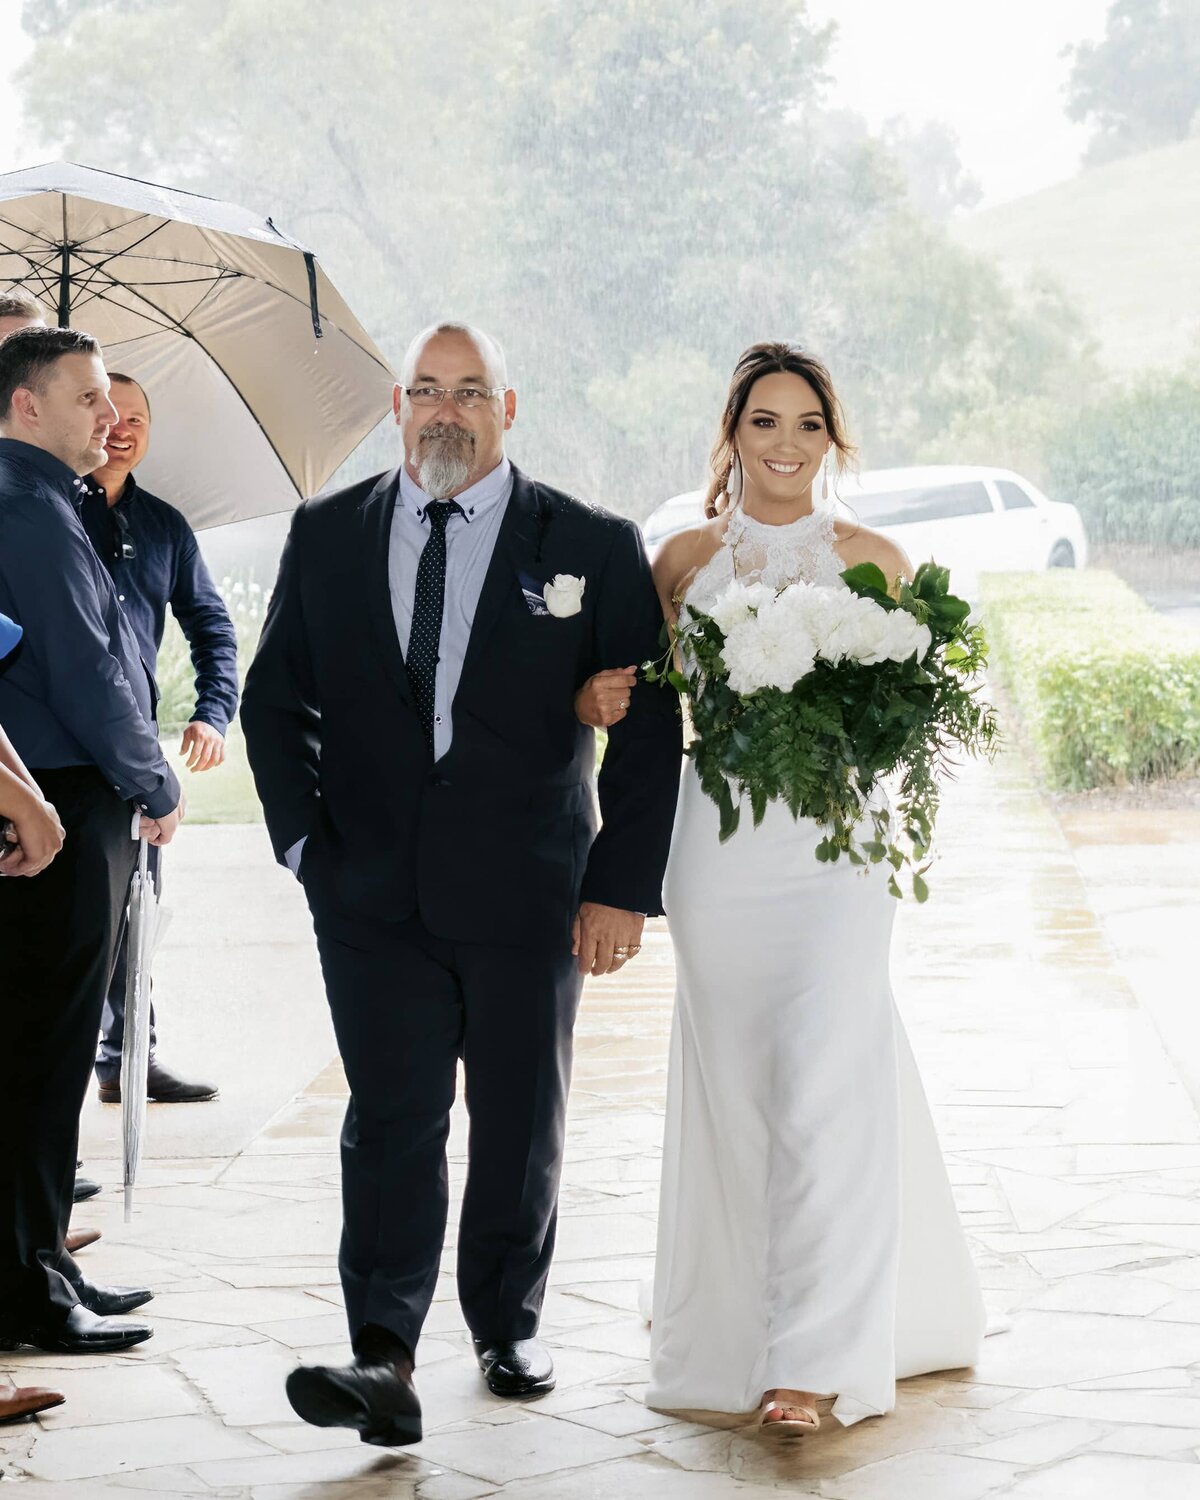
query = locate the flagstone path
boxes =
[3,748,1199,1498]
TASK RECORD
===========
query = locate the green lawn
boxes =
[949,136,1200,374]
[165,724,262,824]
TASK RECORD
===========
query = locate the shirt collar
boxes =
[86,472,140,509]
[398,456,512,525]
[0,437,89,499]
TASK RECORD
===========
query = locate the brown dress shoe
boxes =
[0,1384,66,1423]
[66,1227,102,1253]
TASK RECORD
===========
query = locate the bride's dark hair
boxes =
[704,342,856,519]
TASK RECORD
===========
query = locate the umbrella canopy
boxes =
[0,161,395,529]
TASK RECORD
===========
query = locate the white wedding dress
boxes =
[646,506,985,1426]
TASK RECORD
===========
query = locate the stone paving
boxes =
[4,747,1200,1497]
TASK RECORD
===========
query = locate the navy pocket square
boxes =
[518,570,551,616]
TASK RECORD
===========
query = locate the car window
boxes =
[854,482,993,525]
[996,480,1036,511]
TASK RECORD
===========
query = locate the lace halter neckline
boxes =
[685,503,845,613]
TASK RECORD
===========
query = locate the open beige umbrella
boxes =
[0,160,395,528]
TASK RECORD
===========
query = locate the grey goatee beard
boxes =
[415,422,475,499]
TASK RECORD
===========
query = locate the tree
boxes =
[1067,0,1200,165]
[14,0,1097,513]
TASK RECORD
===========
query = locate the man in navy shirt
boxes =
[0,325,182,1353]
[79,373,238,1104]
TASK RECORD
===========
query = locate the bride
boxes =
[576,342,985,1435]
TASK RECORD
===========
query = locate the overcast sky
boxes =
[0,0,1111,208]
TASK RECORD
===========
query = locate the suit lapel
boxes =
[456,466,545,697]
[359,468,413,705]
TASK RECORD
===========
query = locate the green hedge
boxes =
[980,570,1200,790]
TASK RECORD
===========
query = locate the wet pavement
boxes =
[3,748,1200,1498]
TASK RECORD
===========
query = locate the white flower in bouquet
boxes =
[706,579,775,636]
[823,593,931,665]
[810,587,874,664]
[722,592,818,693]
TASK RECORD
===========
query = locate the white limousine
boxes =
[641,465,1088,595]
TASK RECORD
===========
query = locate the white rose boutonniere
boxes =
[543,573,586,618]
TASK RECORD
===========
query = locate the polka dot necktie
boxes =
[407,499,462,755]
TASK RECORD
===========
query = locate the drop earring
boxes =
[728,454,743,507]
[821,452,831,504]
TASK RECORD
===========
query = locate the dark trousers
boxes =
[95,842,160,1083]
[311,911,583,1356]
[0,768,137,1325]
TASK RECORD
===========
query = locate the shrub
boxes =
[155,568,266,733]
[1042,370,1200,547]
[980,570,1200,790]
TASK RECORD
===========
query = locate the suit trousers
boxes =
[0,768,138,1324]
[95,842,160,1083]
[310,909,584,1355]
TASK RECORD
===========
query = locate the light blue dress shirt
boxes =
[391,457,513,761]
[285,457,513,878]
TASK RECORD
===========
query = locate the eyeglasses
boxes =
[403,385,508,409]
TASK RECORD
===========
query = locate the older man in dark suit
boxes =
[243,321,681,1445]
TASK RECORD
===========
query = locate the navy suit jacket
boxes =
[0,440,180,817]
[242,464,682,947]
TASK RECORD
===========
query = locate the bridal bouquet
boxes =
[647,562,997,899]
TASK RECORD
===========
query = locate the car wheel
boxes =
[1048,541,1076,568]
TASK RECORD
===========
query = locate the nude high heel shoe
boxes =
[755,1391,820,1437]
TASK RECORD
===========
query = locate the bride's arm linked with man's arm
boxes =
[572,516,683,974]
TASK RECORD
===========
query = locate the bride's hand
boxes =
[574,666,637,729]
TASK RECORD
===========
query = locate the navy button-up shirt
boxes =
[0,438,180,817]
[79,475,239,734]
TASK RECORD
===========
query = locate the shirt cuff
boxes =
[284,836,307,880]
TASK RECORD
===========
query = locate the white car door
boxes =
[991,477,1054,570]
[855,481,998,595]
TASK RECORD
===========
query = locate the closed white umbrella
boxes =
[0,160,395,528]
[121,830,171,1220]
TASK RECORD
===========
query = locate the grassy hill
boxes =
[950,137,1200,374]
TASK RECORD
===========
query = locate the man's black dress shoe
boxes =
[98,1058,219,1104]
[73,1176,101,1203]
[472,1337,555,1397]
[74,1281,153,1317]
[286,1358,422,1446]
[0,1304,152,1353]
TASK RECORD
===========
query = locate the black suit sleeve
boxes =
[241,504,322,864]
[578,519,682,916]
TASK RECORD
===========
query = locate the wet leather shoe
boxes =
[75,1281,153,1316]
[98,1059,219,1104]
[65,1227,102,1254]
[472,1337,555,1397]
[0,1384,66,1423]
[286,1357,422,1446]
[0,1304,152,1353]
[73,1176,101,1203]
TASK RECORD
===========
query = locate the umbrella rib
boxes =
[3,228,389,371]
[65,278,216,340]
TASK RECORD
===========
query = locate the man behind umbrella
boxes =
[0,326,181,1354]
[79,372,237,1104]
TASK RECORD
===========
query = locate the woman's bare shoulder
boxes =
[833,517,913,584]
[652,516,726,591]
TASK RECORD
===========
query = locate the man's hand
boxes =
[571,901,645,976]
[574,667,637,729]
[139,797,185,846]
[180,720,225,772]
[0,796,66,877]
